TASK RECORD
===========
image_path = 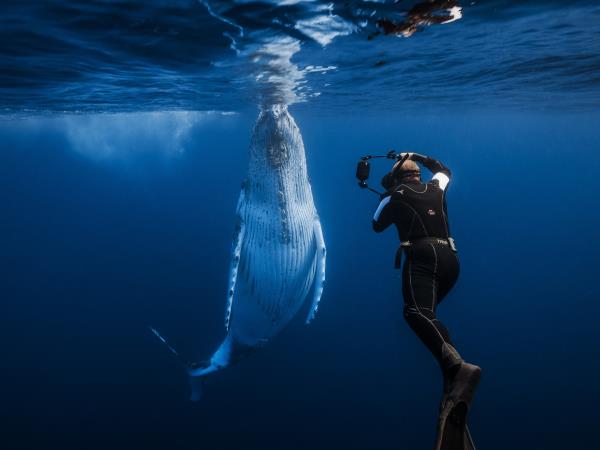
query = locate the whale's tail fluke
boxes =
[149,326,207,401]
[149,326,227,401]
[187,361,218,401]
[189,375,205,401]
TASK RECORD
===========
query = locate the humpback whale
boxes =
[154,104,326,400]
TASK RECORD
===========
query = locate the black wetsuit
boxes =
[372,155,460,374]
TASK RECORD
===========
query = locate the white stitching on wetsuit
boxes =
[399,183,428,194]
[408,259,415,306]
[440,192,449,238]
[407,255,446,344]
[430,243,438,311]
[397,200,430,237]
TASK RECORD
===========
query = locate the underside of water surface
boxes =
[1,0,599,114]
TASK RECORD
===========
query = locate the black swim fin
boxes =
[435,363,481,450]
[464,425,476,450]
[436,407,477,449]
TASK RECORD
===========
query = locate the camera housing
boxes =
[356,160,371,184]
[355,151,411,195]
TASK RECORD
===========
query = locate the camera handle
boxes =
[356,151,411,198]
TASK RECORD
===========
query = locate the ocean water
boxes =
[1,1,600,450]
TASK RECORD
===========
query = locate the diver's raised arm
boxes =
[407,153,451,190]
[408,153,451,177]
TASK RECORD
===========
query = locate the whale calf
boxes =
[154,104,326,400]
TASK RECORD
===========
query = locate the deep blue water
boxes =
[2,112,599,450]
[2,2,600,450]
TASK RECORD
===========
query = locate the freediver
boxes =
[371,153,481,449]
[374,0,461,38]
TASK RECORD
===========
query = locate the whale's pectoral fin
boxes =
[306,217,326,324]
[225,189,246,331]
[225,219,245,331]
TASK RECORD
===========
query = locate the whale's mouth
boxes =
[266,124,289,168]
[247,106,314,246]
[250,106,299,168]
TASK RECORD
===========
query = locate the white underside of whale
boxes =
[188,105,326,384]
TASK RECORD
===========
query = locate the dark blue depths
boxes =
[1,111,599,450]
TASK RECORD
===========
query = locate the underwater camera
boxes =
[355,150,410,196]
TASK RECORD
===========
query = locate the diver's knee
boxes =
[403,305,419,322]
[403,304,434,321]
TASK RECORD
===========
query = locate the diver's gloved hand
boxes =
[408,153,451,177]
[405,152,432,162]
